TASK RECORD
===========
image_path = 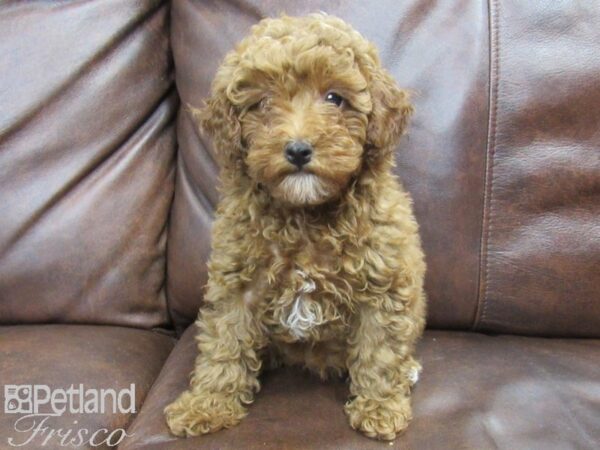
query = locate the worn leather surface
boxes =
[0,325,174,450]
[167,0,491,332]
[474,1,600,337]
[0,0,177,329]
[120,327,600,450]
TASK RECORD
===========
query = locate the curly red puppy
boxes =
[165,14,426,441]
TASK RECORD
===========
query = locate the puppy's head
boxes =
[199,14,412,207]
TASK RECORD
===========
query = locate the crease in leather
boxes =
[479,416,502,450]
[53,92,177,327]
[157,173,177,329]
[184,107,220,208]
[111,90,178,323]
[179,154,217,222]
[165,147,216,332]
[475,0,500,330]
[196,133,220,186]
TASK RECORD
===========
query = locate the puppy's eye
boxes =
[324,92,344,107]
[247,99,264,111]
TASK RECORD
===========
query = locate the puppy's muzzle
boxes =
[285,141,312,169]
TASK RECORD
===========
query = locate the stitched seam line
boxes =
[475,0,500,329]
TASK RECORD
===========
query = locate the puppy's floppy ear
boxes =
[189,90,244,173]
[365,66,413,168]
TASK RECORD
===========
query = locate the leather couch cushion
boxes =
[120,327,600,449]
[473,0,600,337]
[0,0,177,329]
[0,325,174,450]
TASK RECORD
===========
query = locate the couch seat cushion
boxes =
[120,327,600,450]
[0,325,174,449]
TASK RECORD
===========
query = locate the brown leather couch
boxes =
[1,1,598,449]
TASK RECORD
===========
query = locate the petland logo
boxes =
[4,384,135,447]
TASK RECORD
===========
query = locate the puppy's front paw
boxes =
[344,394,412,441]
[165,390,247,437]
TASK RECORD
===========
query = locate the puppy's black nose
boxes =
[284,141,312,168]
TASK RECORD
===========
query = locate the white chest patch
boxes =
[282,271,324,339]
[408,366,421,386]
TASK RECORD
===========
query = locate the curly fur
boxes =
[165,14,426,441]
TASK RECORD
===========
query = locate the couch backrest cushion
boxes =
[168,0,600,337]
[0,0,176,328]
[473,1,600,336]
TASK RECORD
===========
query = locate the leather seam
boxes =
[475,0,500,329]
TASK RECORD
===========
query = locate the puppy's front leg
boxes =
[165,286,266,437]
[345,301,424,441]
